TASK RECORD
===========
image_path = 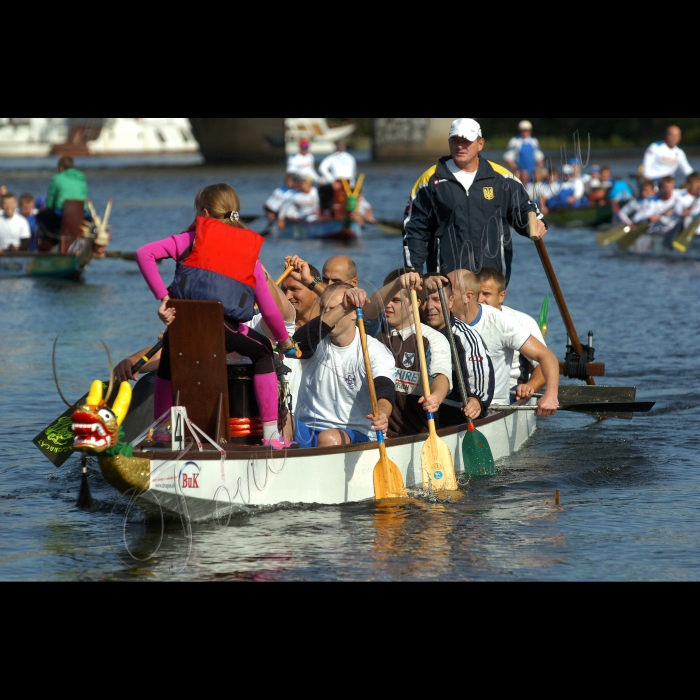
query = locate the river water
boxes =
[1,151,699,582]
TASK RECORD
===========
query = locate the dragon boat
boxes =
[0,199,112,281]
[544,203,613,229]
[58,299,537,521]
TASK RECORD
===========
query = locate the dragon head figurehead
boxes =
[71,380,132,453]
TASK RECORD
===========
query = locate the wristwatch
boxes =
[308,276,322,291]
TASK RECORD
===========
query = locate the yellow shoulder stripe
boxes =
[487,160,516,179]
[411,165,438,198]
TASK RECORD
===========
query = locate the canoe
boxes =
[0,248,91,280]
[545,203,613,228]
[268,218,362,242]
[94,402,537,521]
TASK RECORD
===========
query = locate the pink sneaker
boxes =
[262,436,298,450]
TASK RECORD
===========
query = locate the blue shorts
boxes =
[294,420,372,449]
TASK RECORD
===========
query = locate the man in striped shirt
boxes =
[419,280,495,425]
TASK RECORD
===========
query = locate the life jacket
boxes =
[168,216,264,323]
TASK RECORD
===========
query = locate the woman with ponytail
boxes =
[136,183,296,449]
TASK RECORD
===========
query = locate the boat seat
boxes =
[167,300,231,445]
[59,200,86,254]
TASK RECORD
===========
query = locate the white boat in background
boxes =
[85,118,199,156]
[0,118,68,157]
[285,118,356,156]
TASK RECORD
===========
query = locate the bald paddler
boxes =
[402,118,547,288]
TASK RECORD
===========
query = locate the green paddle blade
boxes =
[462,421,496,477]
[538,294,550,339]
[672,216,700,253]
[596,223,632,247]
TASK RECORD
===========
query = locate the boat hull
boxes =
[101,407,537,521]
[0,253,85,280]
[546,204,613,228]
[272,219,362,242]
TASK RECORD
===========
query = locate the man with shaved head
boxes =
[643,126,694,182]
[430,270,560,416]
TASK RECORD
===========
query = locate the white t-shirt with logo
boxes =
[673,190,700,228]
[643,142,694,180]
[279,188,321,222]
[296,329,396,439]
[0,212,31,250]
[468,303,532,405]
[446,159,477,193]
[502,306,545,387]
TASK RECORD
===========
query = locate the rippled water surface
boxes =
[1,153,699,581]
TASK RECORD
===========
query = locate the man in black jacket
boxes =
[402,118,547,287]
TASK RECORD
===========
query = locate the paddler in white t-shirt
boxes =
[442,270,559,415]
[477,267,547,401]
[643,126,694,182]
[292,285,396,449]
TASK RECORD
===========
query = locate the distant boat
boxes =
[285,118,356,156]
[50,118,200,157]
[0,118,69,158]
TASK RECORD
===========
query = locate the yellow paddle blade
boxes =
[374,452,408,500]
[596,224,631,247]
[421,432,458,493]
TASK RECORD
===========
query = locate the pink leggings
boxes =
[154,321,279,424]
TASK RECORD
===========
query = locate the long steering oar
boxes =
[437,286,495,477]
[356,307,407,500]
[410,289,458,494]
[529,213,596,387]
[276,264,295,287]
[33,340,164,468]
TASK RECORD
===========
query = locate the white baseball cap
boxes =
[519,120,533,131]
[449,118,482,141]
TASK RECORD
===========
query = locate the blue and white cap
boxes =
[449,118,482,141]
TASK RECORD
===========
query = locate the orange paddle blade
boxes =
[374,443,407,500]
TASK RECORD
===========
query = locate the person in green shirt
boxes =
[36,156,89,251]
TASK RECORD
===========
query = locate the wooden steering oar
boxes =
[410,289,459,493]
[529,212,596,387]
[356,307,407,500]
[437,286,496,477]
[275,264,295,287]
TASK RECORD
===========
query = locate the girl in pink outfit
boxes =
[136,183,295,449]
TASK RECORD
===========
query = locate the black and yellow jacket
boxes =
[402,156,546,286]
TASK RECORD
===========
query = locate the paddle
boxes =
[492,401,655,414]
[672,215,700,253]
[617,222,652,251]
[356,307,407,500]
[437,286,495,477]
[410,289,459,493]
[529,212,597,388]
[596,222,645,247]
[275,265,295,286]
[33,340,163,467]
[538,294,550,339]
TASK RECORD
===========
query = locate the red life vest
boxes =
[169,216,264,322]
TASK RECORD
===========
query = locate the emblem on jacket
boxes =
[402,352,416,369]
[483,187,495,200]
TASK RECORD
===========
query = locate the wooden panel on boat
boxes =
[60,200,86,254]
[168,300,231,445]
[559,361,606,377]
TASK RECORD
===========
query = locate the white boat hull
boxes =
[118,408,537,521]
